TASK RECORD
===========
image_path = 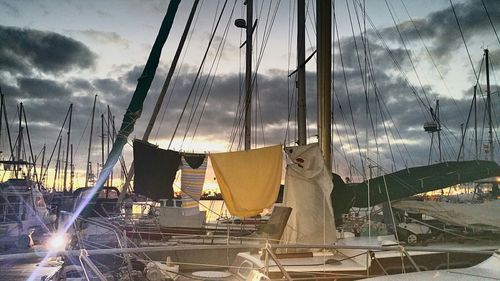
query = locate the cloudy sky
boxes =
[0,0,499,189]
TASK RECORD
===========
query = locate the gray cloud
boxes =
[17,77,71,99]
[0,1,20,16]
[379,0,500,62]
[73,29,130,47]
[0,25,96,76]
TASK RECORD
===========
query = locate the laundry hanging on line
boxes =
[209,145,283,218]
[181,153,208,216]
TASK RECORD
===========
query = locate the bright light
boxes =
[47,233,68,252]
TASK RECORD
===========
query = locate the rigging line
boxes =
[399,0,452,98]
[40,105,71,182]
[366,12,429,122]
[336,15,366,177]
[182,0,237,147]
[384,0,432,111]
[376,87,415,167]
[155,0,205,140]
[362,30,408,168]
[346,0,366,91]
[352,1,429,117]
[253,0,275,147]
[235,0,282,148]
[353,5,382,169]
[457,91,477,161]
[283,0,294,146]
[228,24,244,151]
[304,0,315,59]
[167,0,230,149]
[230,3,253,151]
[394,1,469,121]
[375,89,397,171]
[284,79,297,146]
[481,0,500,47]
[334,91,359,175]
[190,5,238,144]
[449,0,479,82]
[332,120,352,175]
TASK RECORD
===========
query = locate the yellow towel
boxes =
[209,145,283,217]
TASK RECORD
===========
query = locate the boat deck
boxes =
[0,259,61,281]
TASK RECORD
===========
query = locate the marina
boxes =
[1,0,500,280]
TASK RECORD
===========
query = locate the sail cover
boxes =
[133,140,180,200]
[181,154,208,215]
[331,160,500,219]
[393,200,500,231]
[209,145,283,218]
[282,143,336,246]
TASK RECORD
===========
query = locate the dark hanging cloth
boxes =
[183,153,206,169]
[133,139,180,200]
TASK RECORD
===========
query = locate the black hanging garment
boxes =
[133,139,180,200]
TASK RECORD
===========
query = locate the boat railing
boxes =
[60,210,136,280]
[0,201,25,223]
[0,241,496,280]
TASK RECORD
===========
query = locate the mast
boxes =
[107,105,111,186]
[118,0,199,202]
[53,136,62,190]
[474,85,477,160]
[111,115,115,188]
[70,144,74,192]
[16,103,23,178]
[101,113,105,179]
[316,0,332,170]
[244,0,253,150]
[85,94,97,188]
[486,49,493,161]
[1,94,14,163]
[41,144,46,186]
[0,91,2,160]
[436,100,442,162]
[63,104,72,189]
[297,0,307,145]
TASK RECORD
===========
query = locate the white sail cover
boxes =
[393,200,500,231]
[282,143,336,246]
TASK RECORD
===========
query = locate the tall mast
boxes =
[70,144,74,192]
[436,100,442,162]
[101,113,105,179]
[297,0,307,145]
[486,49,493,161]
[54,136,62,190]
[118,0,199,202]
[63,104,72,189]
[16,103,23,178]
[2,95,14,164]
[111,115,115,188]
[316,0,332,170]
[41,144,46,186]
[107,105,111,186]
[244,0,253,150]
[85,94,97,188]
[474,85,477,160]
[0,91,2,160]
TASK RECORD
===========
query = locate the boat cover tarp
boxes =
[393,200,500,231]
[181,154,207,215]
[133,140,180,200]
[209,145,282,218]
[282,143,336,246]
[331,161,500,220]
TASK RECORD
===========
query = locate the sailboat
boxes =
[38,0,500,279]
[0,98,55,251]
